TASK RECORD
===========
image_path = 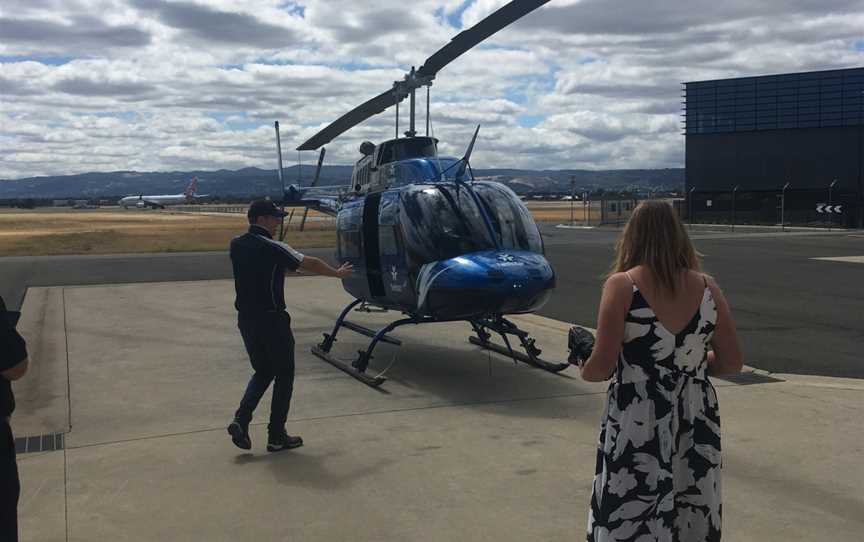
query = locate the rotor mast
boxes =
[395,66,433,139]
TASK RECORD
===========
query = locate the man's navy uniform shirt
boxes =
[230,225,305,314]
[0,296,27,419]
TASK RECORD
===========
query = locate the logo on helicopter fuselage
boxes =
[496,254,521,266]
[390,264,405,292]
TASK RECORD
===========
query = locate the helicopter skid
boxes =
[469,317,570,374]
[468,336,569,373]
[311,345,387,387]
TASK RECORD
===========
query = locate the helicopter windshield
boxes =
[472,183,544,254]
[378,137,438,164]
[400,184,496,264]
[394,157,469,185]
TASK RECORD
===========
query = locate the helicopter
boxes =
[278,0,561,387]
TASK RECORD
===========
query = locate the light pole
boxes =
[569,176,576,225]
[731,185,739,232]
[828,179,837,231]
[688,186,696,230]
[781,181,791,231]
[583,191,589,225]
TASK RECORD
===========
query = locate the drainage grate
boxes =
[718,372,784,385]
[14,432,65,454]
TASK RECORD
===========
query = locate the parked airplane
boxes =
[119,177,204,209]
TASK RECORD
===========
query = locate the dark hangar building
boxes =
[683,67,864,228]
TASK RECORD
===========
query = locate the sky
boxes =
[1,0,862,180]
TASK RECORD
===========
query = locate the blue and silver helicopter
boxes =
[279,0,561,387]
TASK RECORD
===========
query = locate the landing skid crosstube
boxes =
[311,300,569,387]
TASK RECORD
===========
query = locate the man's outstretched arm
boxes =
[299,256,353,278]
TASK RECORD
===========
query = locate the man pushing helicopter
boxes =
[227,199,352,452]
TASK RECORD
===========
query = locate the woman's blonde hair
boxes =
[609,200,700,293]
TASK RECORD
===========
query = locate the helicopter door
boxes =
[378,191,411,305]
[362,191,386,297]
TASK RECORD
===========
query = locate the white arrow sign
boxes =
[816,204,843,213]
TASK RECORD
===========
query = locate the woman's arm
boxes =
[705,276,744,376]
[580,273,631,382]
[1,358,28,381]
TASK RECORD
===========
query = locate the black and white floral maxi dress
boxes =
[587,275,722,541]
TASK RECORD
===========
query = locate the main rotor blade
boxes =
[417,0,550,78]
[295,0,549,151]
[297,89,396,151]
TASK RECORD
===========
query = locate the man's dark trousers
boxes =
[0,420,19,542]
[235,312,295,432]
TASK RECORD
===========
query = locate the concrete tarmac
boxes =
[11,277,864,541]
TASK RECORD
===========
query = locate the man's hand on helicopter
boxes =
[335,262,353,279]
[298,256,353,278]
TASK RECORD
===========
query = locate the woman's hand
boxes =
[568,326,595,367]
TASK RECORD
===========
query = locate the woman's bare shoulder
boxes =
[694,271,727,301]
[605,271,634,289]
[603,273,635,309]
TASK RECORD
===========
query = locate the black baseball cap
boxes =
[247,199,287,220]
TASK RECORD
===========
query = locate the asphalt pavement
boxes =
[1,226,861,377]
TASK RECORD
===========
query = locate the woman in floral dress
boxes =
[576,200,743,541]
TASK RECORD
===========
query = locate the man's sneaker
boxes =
[267,429,303,452]
[227,419,251,450]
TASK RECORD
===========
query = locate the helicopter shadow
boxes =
[322,328,598,422]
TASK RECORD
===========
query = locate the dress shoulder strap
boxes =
[624,270,636,286]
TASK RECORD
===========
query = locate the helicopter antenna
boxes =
[274,121,286,240]
[455,124,480,180]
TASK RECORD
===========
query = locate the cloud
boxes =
[0,15,151,54]
[0,0,862,180]
[128,0,300,49]
[52,78,157,97]
[517,0,864,35]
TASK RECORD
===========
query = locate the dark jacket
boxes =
[230,225,305,314]
[0,296,27,419]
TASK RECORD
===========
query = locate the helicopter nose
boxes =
[417,250,555,319]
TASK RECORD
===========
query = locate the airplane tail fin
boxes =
[184,177,198,198]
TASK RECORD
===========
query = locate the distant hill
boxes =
[0,166,683,199]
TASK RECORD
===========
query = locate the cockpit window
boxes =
[472,183,544,254]
[378,138,438,165]
[395,138,437,160]
[394,157,469,185]
[400,185,495,264]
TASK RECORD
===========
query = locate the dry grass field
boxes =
[0,201,599,257]
[527,200,602,223]
[0,208,336,256]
